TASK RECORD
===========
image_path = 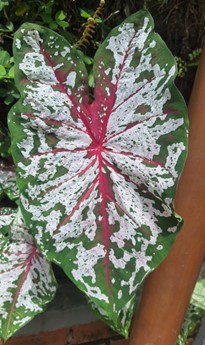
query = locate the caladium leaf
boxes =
[0,208,57,341]
[0,207,16,236]
[0,159,19,202]
[9,10,188,336]
[178,303,204,345]
[191,279,205,310]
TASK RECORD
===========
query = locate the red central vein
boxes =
[6,245,37,336]
[39,47,94,141]
[97,149,113,303]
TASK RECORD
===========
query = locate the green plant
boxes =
[178,267,205,345]
[175,48,202,78]
[0,8,189,342]
[0,50,14,80]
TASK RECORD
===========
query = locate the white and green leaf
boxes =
[0,159,19,202]
[9,10,188,336]
[178,303,204,345]
[191,279,205,310]
[0,209,57,341]
[0,207,16,236]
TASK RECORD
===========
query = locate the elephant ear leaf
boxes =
[9,9,188,336]
[0,209,57,341]
[0,207,16,236]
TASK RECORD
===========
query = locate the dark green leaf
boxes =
[0,50,10,66]
[55,10,66,22]
[5,94,14,105]
[0,0,9,12]
[79,8,91,18]
[40,13,53,24]
[8,66,14,79]
[15,3,29,16]
[0,65,6,76]
[57,21,69,28]
[49,21,58,30]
